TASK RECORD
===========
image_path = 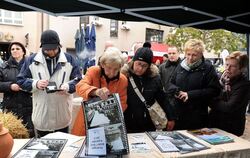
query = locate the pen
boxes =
[38,72,42,80]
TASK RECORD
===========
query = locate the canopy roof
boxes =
[1,0,250,33]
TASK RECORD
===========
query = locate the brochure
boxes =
[146,131,208,154]
[12,138,67,158]
[188,128,234,145]
[82,93,129,157]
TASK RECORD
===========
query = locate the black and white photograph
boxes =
[147,131,208,154]
[13,138,67,158]
[84,95,122,128]
[105,123,126,153]
[83,94,129,156]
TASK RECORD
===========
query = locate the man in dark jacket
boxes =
[159,46,181,92]
[168,39,220,130]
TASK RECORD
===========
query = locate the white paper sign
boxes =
[14,149,39,158]
[156,135,173,140]
[87,127,106,156]
[155,140,179,152]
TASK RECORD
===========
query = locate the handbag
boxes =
[129,76,168,130]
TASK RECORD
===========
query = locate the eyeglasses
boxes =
[134,61,149,69]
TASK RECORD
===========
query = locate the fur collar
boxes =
[121,61,159,78]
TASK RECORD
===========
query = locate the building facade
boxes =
[0,9,170,60]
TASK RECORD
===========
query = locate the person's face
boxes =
[155,59,161,66]
[43,47,59,58]
[133,60,149,76]
[185,50,203,65]
[11,44,24,61]
[225,59,241,79]
[168,47,179,62]
[162,56,168,62]
[101,63,121,79]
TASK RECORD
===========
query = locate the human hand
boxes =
[57,83,69,95]
[220,70,230,85]
[166,120,175,131]
[224,84,231,92]
[220,70,231,92]
[36,80,49,90]
[10,83,20,92]
[176,91,188,102]
[95,87,110,100]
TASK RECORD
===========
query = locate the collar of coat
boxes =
[2,56,25,69]
[121,61,159,78]
[34,49,67,65]
[165,58,181,68]
[100,66,120,83]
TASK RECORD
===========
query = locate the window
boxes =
[146,28,164,43]
[80,16,89,28]
[0,9,23,25]
[110,20,118,38]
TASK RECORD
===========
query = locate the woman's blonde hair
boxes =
[184,39,205,54]
[226,51,248,70]
[99,47,124,67]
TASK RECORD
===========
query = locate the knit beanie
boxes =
[133,47,153,65]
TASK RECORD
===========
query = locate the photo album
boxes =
[78,93,129,157]
[147,131,208,154]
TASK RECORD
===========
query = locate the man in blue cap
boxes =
[17,30,82,137]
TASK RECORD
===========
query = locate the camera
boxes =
[46,82,62,93]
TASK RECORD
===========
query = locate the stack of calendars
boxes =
[188,128,234,145]
[76,93,129,157]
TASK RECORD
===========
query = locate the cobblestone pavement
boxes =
[241,114,250,141]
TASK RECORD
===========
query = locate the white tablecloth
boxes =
[9,129,250,158]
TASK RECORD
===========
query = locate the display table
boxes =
[9,129,250,158]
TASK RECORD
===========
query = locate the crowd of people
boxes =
[0,29,249,138]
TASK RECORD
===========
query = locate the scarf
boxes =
[180,58,202,71]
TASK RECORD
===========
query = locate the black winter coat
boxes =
[0,57,33,133]
[209,75,250,136]
[159,58,181,91]
[168,59,220,130]
[123,64,175,133]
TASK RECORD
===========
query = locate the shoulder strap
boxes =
[129,76,150,108]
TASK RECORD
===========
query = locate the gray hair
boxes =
[99,47,124,67]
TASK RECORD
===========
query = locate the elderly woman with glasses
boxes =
[121,47,175,133]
